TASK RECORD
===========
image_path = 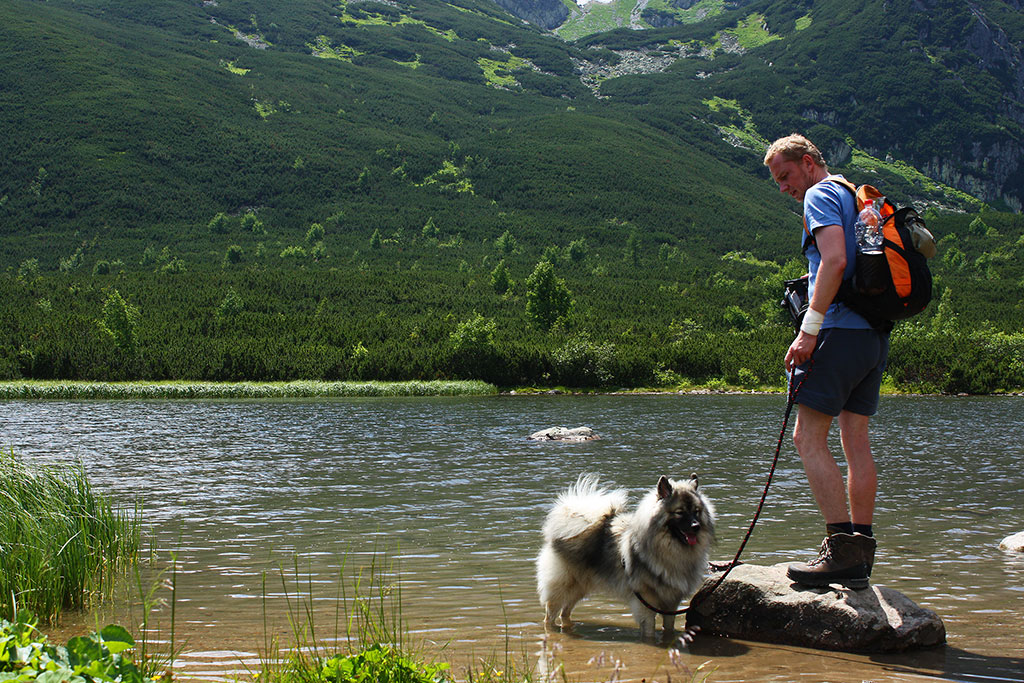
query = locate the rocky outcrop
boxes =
[490,0,568,30]
[921,142,1023,212]
[528,426,599,441]
[909,0,1024,210]
[686,563,946,653]
[1000,531,1024,552]
[965,1,1024,102]
[574,45,699,95]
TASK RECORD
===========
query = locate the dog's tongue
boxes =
[683,531,698,546]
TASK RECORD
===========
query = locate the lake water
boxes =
[1,395,1022,682]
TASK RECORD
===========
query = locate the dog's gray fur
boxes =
[536,474,715,639]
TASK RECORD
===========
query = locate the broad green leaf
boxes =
[98,626,133,655]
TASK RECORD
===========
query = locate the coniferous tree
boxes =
[525,260,572,329]
[98,289,140,354]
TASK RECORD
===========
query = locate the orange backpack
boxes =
[804,178,936,328]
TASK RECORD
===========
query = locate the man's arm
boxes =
[785,224,846,372]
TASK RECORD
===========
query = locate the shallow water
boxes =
[2,395,1022,682]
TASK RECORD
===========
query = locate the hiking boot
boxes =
[787,533,876,590]
[862,534,876,578]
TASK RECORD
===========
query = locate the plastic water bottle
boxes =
[855,199,884,253]
[853,198,888,295]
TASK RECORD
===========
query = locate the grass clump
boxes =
[254,552,535,683]
[0,451,141,623]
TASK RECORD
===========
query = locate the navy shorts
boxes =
[790,327,889,417]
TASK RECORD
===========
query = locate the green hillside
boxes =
[1,0,1022,392]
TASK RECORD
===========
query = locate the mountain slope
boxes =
[576,0,1024,210]
[1,0,1022,391]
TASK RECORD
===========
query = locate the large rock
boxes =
[528,426,599,441]
[685,563,945,653]
[999,531,1024,552]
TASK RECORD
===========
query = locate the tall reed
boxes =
[0,450,141,623]
[0,380,497,400]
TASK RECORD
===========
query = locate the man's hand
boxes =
[784,223,845,372]
[785,330,817,371]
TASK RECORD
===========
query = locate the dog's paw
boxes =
[674,624,701,647]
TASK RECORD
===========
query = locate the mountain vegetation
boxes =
[1,0,1022,392]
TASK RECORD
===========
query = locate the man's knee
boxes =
[793,406,833,456]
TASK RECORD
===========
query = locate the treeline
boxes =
[3,206,1022,392]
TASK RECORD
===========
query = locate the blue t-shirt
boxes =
[802,175,872,330]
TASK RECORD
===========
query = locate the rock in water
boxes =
[686,563,945,652]
[528,426,599,441]
[999,531,1024,552]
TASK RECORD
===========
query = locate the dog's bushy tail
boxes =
[542,474,628,541]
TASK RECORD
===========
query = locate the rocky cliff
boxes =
[490,0,569,29]
[911,0,1023,210]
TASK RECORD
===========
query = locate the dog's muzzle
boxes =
[670,519,701,547]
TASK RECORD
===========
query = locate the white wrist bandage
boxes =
[800,308,825,336]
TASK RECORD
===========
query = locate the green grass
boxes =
[337,5,458,41]
[0,380,498,400]
[252,554,467,683]
[702,96,769,152]
[309,35,363,62]
[221,59,251,75]
[0,451,141,624]
[478,55,529,88]
[719,13,781,51]
[556,0,638,41]
[643,0,724,26]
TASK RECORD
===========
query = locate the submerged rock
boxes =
[528,426,599,441]
[999,531,1024,552]
[686,563,945,653]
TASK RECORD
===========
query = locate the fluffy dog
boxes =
[536,474,715,639]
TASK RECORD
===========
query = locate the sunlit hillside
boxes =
[1,0,1022,392]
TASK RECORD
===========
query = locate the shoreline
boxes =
[0,379,498,400]
[1,379,1019,399]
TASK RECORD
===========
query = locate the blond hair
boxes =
[763,134,827,169]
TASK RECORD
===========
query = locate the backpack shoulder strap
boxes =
[802,177,857,248]
[828,176,859,197]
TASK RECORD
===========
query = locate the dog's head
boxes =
[656,474,715,547]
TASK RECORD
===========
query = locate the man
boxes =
[763,134,889,589]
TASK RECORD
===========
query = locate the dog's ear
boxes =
[657,475,672,499]
[690,473,699,489]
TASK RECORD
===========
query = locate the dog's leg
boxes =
[629,597,656,640]
[556,582,588,632]
[543,602,559,631]
[559,602,576,632]
[661,612,676,638]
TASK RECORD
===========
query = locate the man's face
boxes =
[767,153,817,202]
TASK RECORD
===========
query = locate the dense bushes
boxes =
[2,199,1024,392]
